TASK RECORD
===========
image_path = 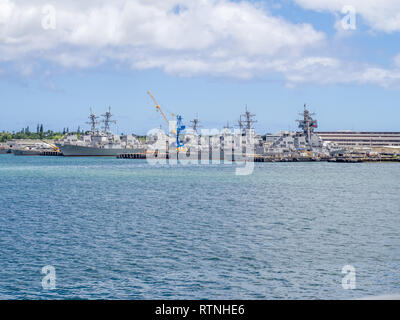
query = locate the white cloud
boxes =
[0,0,324,58]
[294,0,400,33]
[359,67,400,87]
[0,0,400,88]
[0,0,13,23]
[0,0,325,74]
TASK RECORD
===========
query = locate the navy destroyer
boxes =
[265,104,325,156]
[56,108,144,157]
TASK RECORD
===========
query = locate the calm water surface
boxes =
[0,155,399,299]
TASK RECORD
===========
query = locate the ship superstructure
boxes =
[56,108,143,157]
[266,104,324,156]
[189,116,201,135]
[101,107,116,133]
[87,108,100,133]
[0,143,10,154]
[239,105,257,133]
[297,104,318,148]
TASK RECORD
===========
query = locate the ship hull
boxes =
[13,149,42,156]
[57,144,144,157]
[0,149,10,154]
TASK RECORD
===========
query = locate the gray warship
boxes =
[265,104,325,156]
[56,108,144,157]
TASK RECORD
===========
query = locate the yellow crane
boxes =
[41,141,60,152]
[147,90,176,134]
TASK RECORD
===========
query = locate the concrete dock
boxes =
[116,152,400,163]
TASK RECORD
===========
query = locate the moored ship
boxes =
[12,141,56,156]
[56,108,145,157]
[0,143,10,154]
[13,149,42,156]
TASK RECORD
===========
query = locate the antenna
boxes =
[236,118,244,132]
[296,104,318,148]
[101,107,116,133]
[223,121,233,130]
[238,105,257,133]
[190,115,202,134]
[86,108,99,133]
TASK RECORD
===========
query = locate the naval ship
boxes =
[56,108,144,157]
[265,105,324,155]
[264,104,344,156]
[0,144,10,154]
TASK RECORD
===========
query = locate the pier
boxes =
[116,152,400,163]
[116,153,147,159]
[41,151,64,156]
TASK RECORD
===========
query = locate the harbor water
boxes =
[0,154,399,299]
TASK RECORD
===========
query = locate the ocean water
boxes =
[0,154,399,300]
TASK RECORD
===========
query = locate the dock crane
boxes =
[147,90,186,152]
[148,91,169,126]
[41,141,60,153]
[176,115,186,152]
[147,90,176,133]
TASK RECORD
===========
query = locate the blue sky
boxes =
[0,0,400,134]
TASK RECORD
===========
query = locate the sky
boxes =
[0,0,400,135]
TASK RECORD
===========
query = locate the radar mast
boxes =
[297,104,318,147]
[87,108,99,133]
[237,105,257,134]
[101,107,116,133]
[190,115,201,135]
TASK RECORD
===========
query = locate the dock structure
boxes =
[317,132,400,148]
[116,149,400,163]
[116,153,147,159]
[252,156,400,163]
[41,151,64,156]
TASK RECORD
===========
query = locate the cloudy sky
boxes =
[1,0,400,134]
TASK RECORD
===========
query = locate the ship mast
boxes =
[237,119,244,133]
[297,104,318,148]
[223,121,233,130]
[238,105,257,134]
[87,108,99,133]
[101,107,116,133]
[190,116,201,135]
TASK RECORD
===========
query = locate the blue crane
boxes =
[176,115,186,151]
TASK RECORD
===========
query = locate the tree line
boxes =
[0,124,85,142]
